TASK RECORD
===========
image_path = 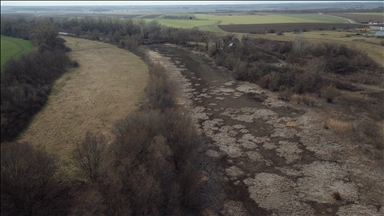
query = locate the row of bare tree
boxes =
[1,19,77,142]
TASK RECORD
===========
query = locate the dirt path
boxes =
[17,37,148,177]
[324,14,356,24]
[146,44,384,216]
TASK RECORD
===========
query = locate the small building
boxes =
[375,30,384,37]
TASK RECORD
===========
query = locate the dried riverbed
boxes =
[145,44,383,216]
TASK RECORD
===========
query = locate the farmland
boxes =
[195,13,347,25]
[139,13,347,31]
[327,12,384,23]
[1,35,35,68]
[144,18,218,29]
[16,36,148,177]
[219,23,366,34]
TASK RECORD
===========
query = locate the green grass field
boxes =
[195,14,346,25]
[142,18,218,29]
[1,35,35,68]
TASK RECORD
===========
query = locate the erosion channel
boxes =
[145,44,383,216]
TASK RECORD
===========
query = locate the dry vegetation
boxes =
[324,118,352,134]
[16,36,148,176]
[2,9,383,215]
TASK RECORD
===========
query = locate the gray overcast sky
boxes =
[0,1,365,6]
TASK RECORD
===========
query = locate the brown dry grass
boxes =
[16,36,148,178]
[324,118,352,134]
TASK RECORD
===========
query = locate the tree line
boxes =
[1,18,78,142]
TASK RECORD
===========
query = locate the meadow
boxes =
[1,35,35,68]
[16,36,149,177]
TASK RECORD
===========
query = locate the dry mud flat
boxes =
[146,44,384,216]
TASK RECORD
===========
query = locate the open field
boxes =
[140,13,347,31]
[1,35,35,68]
[143,18,218,28]
[140,14,162,18]
[327,12,384,23]
[195,13,347,25]
[16,36,148,177]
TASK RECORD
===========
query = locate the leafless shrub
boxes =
[232,60,248,80]
[302,94,317,106]
[278,90,291,101]
[145,63,175,110]
[358,119,383,150]
[331,191,342,201]
[290,94,316,106]
[72,132,106,182]
[320,85,340,103]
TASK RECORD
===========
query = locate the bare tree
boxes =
[1,142,58,216]
[29,18,59,52]
[72,131,106,182]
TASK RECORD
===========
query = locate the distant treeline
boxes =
[1,17,77,142]
[53,16,207,47]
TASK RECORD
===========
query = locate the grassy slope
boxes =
[1,35,35,68]
[16,36,149,178]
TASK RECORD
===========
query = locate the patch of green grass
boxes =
[196,13,346,25]
[198,21,225,32]
[1,35,35,68]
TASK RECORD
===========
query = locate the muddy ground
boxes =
[145,44,383,216]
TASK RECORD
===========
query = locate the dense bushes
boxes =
[208,36,380,98]
[100,109,204,215]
